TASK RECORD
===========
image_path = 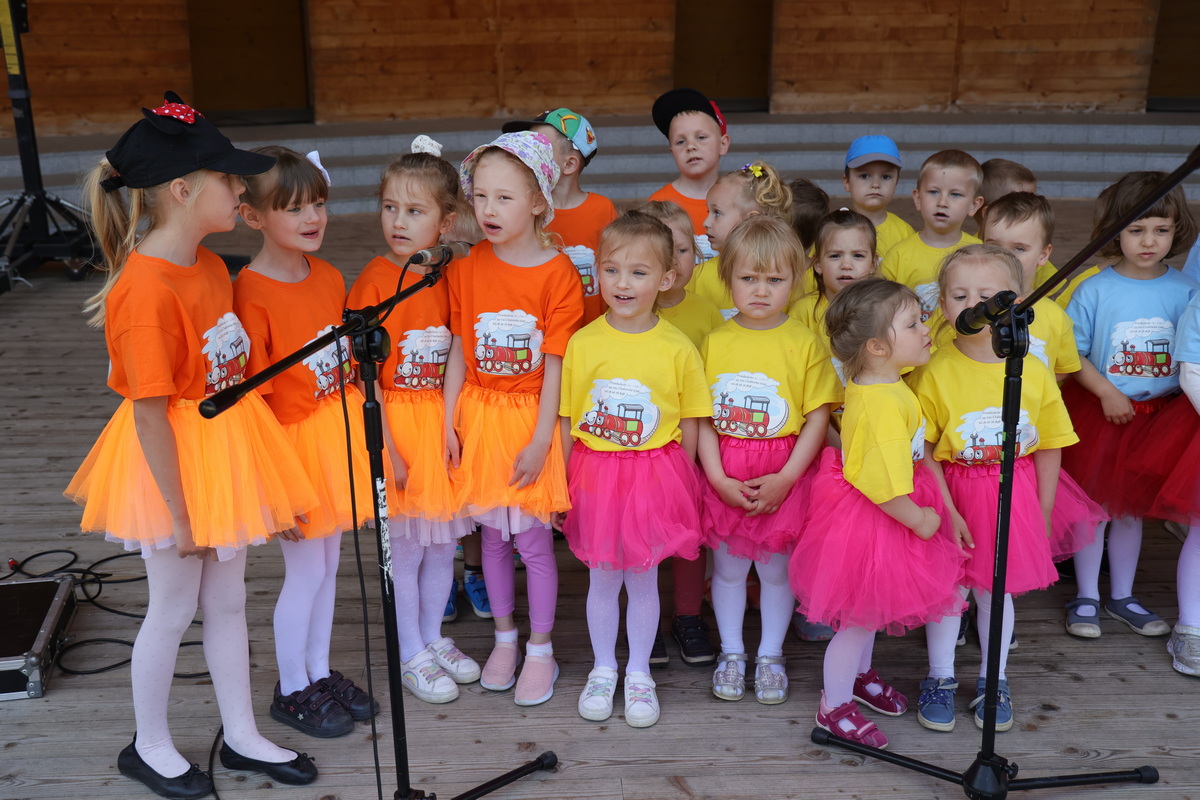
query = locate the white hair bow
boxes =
[411,135,443,157]
[305,150,332,187]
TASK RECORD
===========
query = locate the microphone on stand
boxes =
[955,290,1018,335]
[409,241,472,267]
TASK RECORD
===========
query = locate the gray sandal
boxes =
[1104,596,1171,636]
[712,653,747,701]
[1064,597,1102,638]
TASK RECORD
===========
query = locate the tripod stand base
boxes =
[811,728,1158,799]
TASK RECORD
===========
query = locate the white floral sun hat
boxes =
[459,131,560,223]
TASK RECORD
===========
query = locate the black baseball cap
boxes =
[651,88,727,138]
[101,91,275,192]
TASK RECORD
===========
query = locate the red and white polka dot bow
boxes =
[151,101,204,124]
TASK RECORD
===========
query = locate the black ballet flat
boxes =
[117,738,214,800]
[218,742,318,785]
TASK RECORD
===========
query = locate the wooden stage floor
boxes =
[2,209,1198,800]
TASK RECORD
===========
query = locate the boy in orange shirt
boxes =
[503,108,618,323]
[649,88,730,262]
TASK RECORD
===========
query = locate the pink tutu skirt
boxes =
[945,459,1059,595]
[564,441,704,572]
[1121,393,1200,523]
[1060,380,1177,518]
[1049,470,1107,561]
[702,434,811,561]
[788,448,967,636]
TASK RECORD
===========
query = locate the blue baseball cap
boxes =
[845,135,902,169]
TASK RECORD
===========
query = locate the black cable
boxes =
[56,637,207,678]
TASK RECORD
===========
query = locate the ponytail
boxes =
[82,158,144,328]
[717,161,793,220]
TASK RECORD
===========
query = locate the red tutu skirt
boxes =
[944,459,1059,595]
[788,448,967,636]
[1129,394,1200,523]
[451,382,569,539]
[1060,380,1177,518]
[1049,470,1107,561]
[701,434,812,561]
[564,441,703,571]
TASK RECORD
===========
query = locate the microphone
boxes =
[409,241,472,267]
[955,290,1018,335]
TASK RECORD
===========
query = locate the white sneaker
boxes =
[578,667,618,721]
[429,636,482,684]
[1167,624,1200,676]
[624,672,660,728]
[401,648,458,703]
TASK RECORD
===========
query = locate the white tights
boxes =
[1073,517,1149,616]
[711,543,793,674]
[1181,526,1200,628]
[390,532,456,663]
[274,534,341,695]
[924,586,1013,681]
[586,567,659,675]
[134,549,293,778]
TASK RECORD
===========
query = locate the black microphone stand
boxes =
[811,142,1200,799]
[200,251,557,800]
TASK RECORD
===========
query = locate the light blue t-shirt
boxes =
[1174,292,1200,364]
[1183,240,1200,285]
[1066,268,1199,401]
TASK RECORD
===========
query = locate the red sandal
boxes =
[853,668,908,716]
[816,695,889,749]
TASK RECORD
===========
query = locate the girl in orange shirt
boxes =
[65,93,318,798]
[234,146,380,736]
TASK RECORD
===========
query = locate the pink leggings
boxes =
[481,523,557,633]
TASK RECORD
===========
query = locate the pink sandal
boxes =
[816,696,889,749]
[853,668,908,716]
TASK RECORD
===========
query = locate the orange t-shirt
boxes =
[105,247,251,402]
[233,256,356,425]
[547,192,618,324]
[448,241,584,394]
[649,183,707,238]
[347,256,454,392]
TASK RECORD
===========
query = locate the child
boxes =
[347,138,479,703]
[699,216,842,704]
[692,161,795,319]
[881,149,983,322]
[446,131,585,706]
[1061,172,1199,639]
[975,158,1037,233]
[788,177,831,253]
[842,135,914,258]
[640,199,724,665]
[65,93,318,797]
[913,245,1100,733]
[789,278,964,749]
[981,192,1081,382]
[504,108,618,324]
[233,146,379,735]
[560,211,710,727]
[650,87,730,261]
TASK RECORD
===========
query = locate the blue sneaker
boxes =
[916,677,958,732]
[969,677,1013,731]
[463,571,492,619]
[443,579,458,623]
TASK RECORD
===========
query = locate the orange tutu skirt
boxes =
[65,393,318,560]
[283,385,385,540]
[383,388,471,545]
[451,382,569,538]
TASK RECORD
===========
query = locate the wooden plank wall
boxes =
[306,0,675,123]
[771,0,1160,113]
[0,0,192,136]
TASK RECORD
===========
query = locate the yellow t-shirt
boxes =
[932,298,1080,376]
[688,255,808,322]
[876,212,917,259]
[789,291,846,385]
[841,379,927,504]
[1050,264,1102,309]
[911,342,1079,465]
[700,316,843,439]
[560,316,711,451]
[881,231,982,321]
[658,290,725,350]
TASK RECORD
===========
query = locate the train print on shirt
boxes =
[395,326,452,390]
[953,407,1038,465]
[1107,317,1177,378]
[709,371,791,439]
[562,244,599,298]
[302,325,356,399]
[473,310,544,376]
[578,377,661,447]
[202,312,252,395]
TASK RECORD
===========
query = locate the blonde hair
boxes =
[638,199,694,240]
[242,146,328,212]
[598,211,675,311]
[981,158,1037,206]
[918,149,983,197]
[471,148,555,249]
[937,243,1027,298]
[81,160,208,328]
[717,215,805,288]
[825,278,920,382]
[984,192,1054,247]
[714,161,793,219]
